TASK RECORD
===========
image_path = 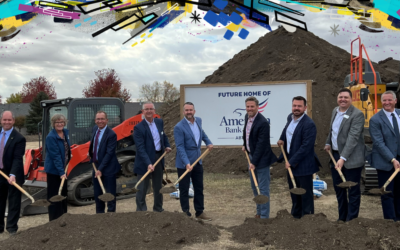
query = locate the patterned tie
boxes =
[93,129,101,162]
[391,113,400,157]
[0,132,6,169]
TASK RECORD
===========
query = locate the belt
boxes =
[332,150,339,154]
[156,150,162,153]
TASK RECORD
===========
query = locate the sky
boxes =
[0,3,399,101]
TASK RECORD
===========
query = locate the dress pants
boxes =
[47,173,68,221]
[0,173,23,233]
[93,173,116,213]
[287,173,314,219]
[331,151,363,222]
[177,163,204,217]
[376,156,400,221]
[249,154,270,219]
[136,151,164,212]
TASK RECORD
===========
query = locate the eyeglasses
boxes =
[144,108,155,111]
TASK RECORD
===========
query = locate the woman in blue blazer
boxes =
[44,114,71,221]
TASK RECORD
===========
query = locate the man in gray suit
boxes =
[369,91,400,221]
[324,88,365,222]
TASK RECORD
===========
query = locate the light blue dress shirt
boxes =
[93,125,107,160]
[145,119,161,151]
[0,127,14,176]
[185,117,200,146]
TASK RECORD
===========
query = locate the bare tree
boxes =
[139,81,179,103]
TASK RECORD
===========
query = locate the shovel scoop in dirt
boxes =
[160,149,211,194]
[328,151,357,188]
[92,163,115,202]
[369,168,399,195]
[0,170,50,207]
[244,151,269,204]
[280,146,306,196]
[50,158,72,203]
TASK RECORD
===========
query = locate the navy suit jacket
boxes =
[44,128,71,176]
[277,114,321,176]
[174,117,212,169]
[0,128,26,182]
[133,118,171,175]
[89,125,121,176]
[242,112,277,168]
[368,109,400,171]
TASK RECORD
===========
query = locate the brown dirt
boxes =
[337,181,358,189]
[160,185,177,194]
[31,199,51,207]
[0,212,219,250]
[49,195,66,203]
[253,195,269,204]
[98,193,115,202]
[369,188,390,195]
[290,187,306,195]
[159,27,400,177]
[230,209,400,249]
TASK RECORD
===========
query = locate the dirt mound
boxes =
[160,27,399,177]
[230,209,400,249]
[1,212,219,250]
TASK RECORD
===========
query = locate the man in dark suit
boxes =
[325,88,366,222]
[242,96,277,219]
[0,111,26,236]
[134,101,171,212]
[368,91,400,221]
[89,111,121,213]
[277,96,320,219]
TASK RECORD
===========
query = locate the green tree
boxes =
[6,93,23,103]
[25,92,49,134]
[14,115,26,132]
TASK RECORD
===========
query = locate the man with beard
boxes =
[325,88,366,222]
[174,102,213,220]
[277,96,321,218]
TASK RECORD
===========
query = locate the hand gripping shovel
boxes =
[369,168,400,195]
[0,170,50,207]
[160,149,210,194]
[280,145,306,195]
[50,156,72,202]
[92,163,115,202]
[328,151,357,188]
[244,151,269,204]
[121,151,167,194]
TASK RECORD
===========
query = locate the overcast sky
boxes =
[0,5,399,101]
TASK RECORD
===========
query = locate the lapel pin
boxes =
[343,115,349,119]
[161,131,164,135]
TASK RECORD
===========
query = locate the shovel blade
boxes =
[253,195,269,204]
[99,193,115,202]
[337,181,358,189]
[290,188,306,195]
[49,195,66,203]
[31,199,51,207]
[369,187,391,195]
[159,185,177,194]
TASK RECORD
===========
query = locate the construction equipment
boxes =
[344,37,400,193]
[22,97,157,215]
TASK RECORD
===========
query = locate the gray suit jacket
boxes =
[368,109,400,171]
[325,105,366,169]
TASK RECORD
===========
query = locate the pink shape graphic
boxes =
[397,9,400,16]
[18,4,80,19]
[110,2,131,11]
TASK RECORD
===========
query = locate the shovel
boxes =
[369,168,400,195]
[280,145,306,195]
[160,149,210,194]
[0,170,50,207]
[244,151,269,204]
[121,151,167,194]
[328,151,358,188]
[164,168,172,184]
[50,156,72,202]
[92,163,115,202]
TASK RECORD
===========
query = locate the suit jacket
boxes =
[368,109,400,171]
[89,125,121,176]
[133,118,171,175]
[174,117,212,169]
[277,114,321,176]
[44,128,71,176]
[0,128,26,182]
[242,112,277,168]
[325,105,366,169]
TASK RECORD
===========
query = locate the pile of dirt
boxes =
[160,27,400,178]
[1,212,219,250]
[230,209,400,249]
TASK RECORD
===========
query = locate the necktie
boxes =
[391,113,400,157]
[0,132,6,169]
[93,129,101,162]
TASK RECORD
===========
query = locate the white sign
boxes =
[181,81,312,147]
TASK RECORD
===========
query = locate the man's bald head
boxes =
[0,110,15,131]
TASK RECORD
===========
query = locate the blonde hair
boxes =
[50,114,67,128]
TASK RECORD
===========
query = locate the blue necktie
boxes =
[391,113,400,157]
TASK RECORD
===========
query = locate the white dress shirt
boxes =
[383,109,400,133]
[330,108,348,161]
[286,114,305,153]
[145,119,161,151]
[185,117,200,146]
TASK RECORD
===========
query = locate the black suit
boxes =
[0,128,26,233]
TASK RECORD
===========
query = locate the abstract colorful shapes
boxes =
[238,28,249,39]
[213,0,228,10]
[18,4,81,19]
[223,30,234,40]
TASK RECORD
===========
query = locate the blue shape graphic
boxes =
[148,10,184,31]
[90,21,97,25]
[230,12,243,25]
[374,0,400,20]
[75,23,82,28]
[0,0,28,19]
[15,12,37,22]
[236,7,271,31]
[84,17,92,22]
[214,0,228,10]
[219,12,230,26]
[224,30,234,40]
[238,28,249,39]
[203,10,219,27]
[143,14,155,23]
[149,16,169,32]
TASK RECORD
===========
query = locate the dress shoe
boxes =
[255,214,261,219]
[196,213,212,221]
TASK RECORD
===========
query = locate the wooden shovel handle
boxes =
[0,170,35,203]
[327,151,347,183]
[135,151,168,189]
[58,159,72,196]
[280,145,298,189]
[174,148,210,185]
[244,151,261,195]
[383,168,400,189]
[92,163,106,194]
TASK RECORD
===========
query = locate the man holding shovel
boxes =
[368,91,400,221]
[242,97,277,219]
[174,102,213,220]
[134,101,171,212]
[277,96,321,219]
[324,88,366,222]
[0,111,26,236]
